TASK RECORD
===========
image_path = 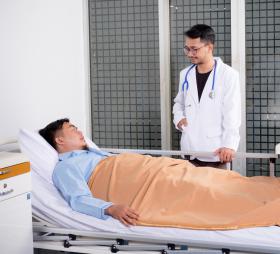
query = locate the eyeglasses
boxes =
[183,44,207,55]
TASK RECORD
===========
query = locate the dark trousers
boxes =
[188,158,228,169]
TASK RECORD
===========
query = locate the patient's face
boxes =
[56,122,87,152]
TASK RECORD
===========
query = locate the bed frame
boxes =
[1,139,280,254]
[32,219,280,254]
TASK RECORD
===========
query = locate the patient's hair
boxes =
[184,24,215,45]
[39,118,69,149]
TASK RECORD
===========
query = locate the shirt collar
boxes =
[58,147,109,161]
[58,149,89,161]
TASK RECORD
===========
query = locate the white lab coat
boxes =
[173,57,241,161]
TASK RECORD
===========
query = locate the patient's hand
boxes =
[214,147,235,163]
[105,204,139,226]
[177,118,188,131]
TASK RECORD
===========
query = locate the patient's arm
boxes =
[53,162,112,220]
[105,204,139,226]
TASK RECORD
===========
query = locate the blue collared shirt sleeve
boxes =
[53,161,112,220]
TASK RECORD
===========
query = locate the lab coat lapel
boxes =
[188,67,199,105]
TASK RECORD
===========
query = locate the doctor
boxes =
[173,24,241,168]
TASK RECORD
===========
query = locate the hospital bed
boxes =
[1,133,280,254]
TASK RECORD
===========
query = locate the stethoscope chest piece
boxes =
[209,91,215,99]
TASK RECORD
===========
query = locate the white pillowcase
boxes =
[18,128,100,184]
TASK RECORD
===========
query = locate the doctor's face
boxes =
[184,37,213,65]
[55,122,87,152]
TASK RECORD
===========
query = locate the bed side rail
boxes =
[101,147,280,177]
[0,139,279,175]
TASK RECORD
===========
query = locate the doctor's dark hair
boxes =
[39,118,69,149]
[184,24,215,44]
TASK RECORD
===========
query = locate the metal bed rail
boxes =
[102,148,280,177]
[0,138,279,176]
[0,138,279,175]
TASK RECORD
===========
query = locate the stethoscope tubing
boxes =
[181,60,217,96]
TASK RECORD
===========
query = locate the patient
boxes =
[39,118,139,226]
[39,118,280,230]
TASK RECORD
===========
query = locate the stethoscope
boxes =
[181,59,217,99]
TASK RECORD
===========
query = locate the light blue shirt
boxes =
[52,148,113,220]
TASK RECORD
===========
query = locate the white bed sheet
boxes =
[31,166,280,250]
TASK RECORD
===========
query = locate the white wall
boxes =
[0,0,90,141]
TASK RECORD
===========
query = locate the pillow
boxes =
[18,128,100,184]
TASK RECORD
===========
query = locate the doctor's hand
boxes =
[214,147,235,163]
[177,118,188,131]
[105,204,139,226]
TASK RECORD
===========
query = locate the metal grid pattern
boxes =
[245,0,280,176]
[169,0,232,149]
[88,0,161,149]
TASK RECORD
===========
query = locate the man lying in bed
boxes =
[39,118,139,226]
[39,118,280,230]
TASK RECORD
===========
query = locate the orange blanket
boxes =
[88,153,280,230]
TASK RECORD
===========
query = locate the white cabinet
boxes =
[0,152,33,254]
